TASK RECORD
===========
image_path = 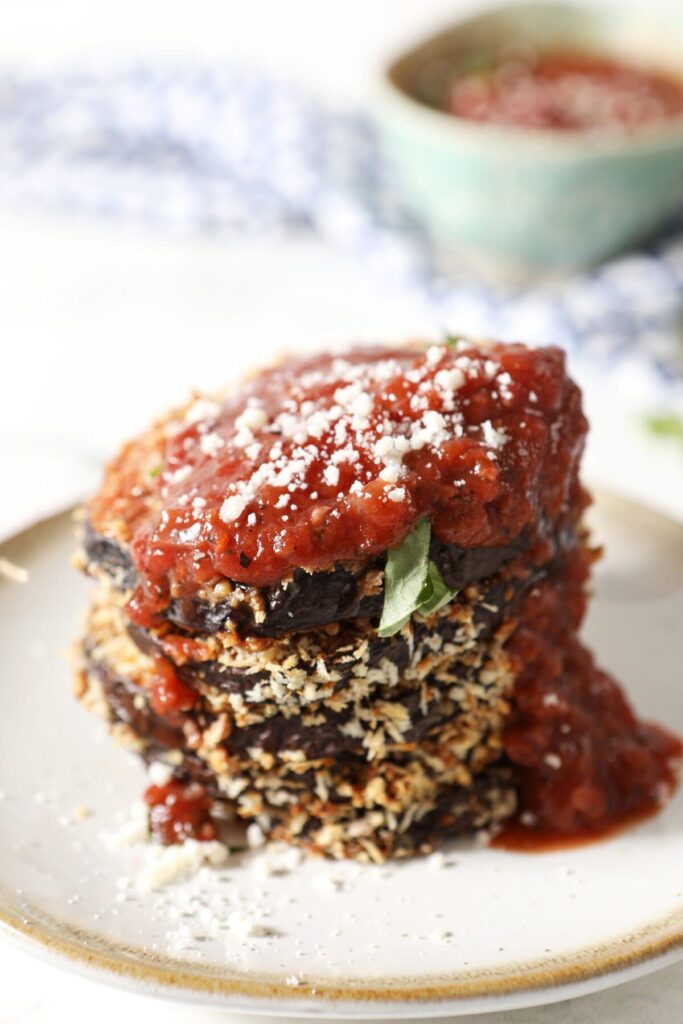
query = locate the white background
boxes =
[1,1,682,1021]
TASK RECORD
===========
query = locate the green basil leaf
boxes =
[377,518,431,637]
[419,560,455,616]
[378,520,457,637]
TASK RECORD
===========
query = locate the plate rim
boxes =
[1,493,682,1015]
[2,889,683,1015]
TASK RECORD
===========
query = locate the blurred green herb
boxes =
[149,465,163,478]
[643,414,683,449]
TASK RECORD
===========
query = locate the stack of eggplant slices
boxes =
[74,339,680,862]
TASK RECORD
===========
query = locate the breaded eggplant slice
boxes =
[79,342,586,638]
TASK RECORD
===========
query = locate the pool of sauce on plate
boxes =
[496,545,682,849]
[493,800,676,853]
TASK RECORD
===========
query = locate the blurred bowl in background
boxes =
[375,1,683,279]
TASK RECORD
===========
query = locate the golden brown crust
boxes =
[77,580,518,860]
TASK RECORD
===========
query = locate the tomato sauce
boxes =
[125,343,587,625]
[147,657,198,716]
[443,48,683,132]
[144,779,218,844]
[138,537,681,847]
[111,342,681,848]
[497,546,682,847]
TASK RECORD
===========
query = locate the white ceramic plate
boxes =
[0,492,682,1019]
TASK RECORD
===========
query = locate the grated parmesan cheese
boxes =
[219,494,246,523]
[147,761,174,787]
[323,465,340,487]
[137,839,229,892]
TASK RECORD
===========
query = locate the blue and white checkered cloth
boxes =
[1,63,682,401]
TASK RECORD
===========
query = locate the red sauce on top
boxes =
[125,342,587,624]
[144,780,218,845]
[444,48,683,132]
[496,545,682,847]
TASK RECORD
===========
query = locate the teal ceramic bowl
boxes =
[376,2,683,277]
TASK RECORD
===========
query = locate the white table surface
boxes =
[1,2,682,1021]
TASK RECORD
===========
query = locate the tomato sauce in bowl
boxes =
[419,46,683,133]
